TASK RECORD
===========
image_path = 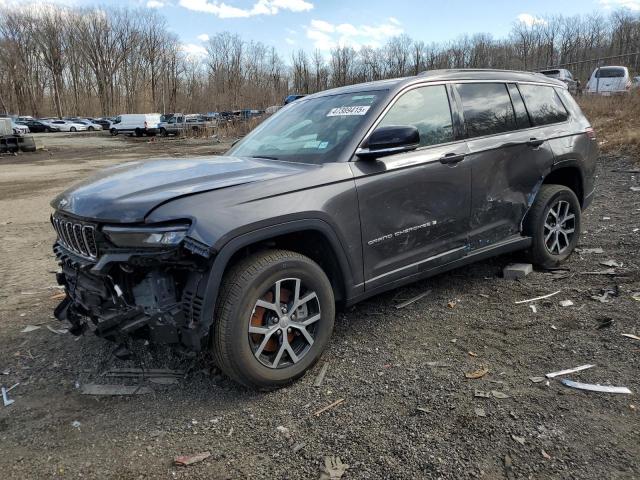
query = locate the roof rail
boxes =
[417,68,534,76]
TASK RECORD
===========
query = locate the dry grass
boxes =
[578,92,640,157]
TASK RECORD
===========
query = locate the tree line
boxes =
[1,4,639,118]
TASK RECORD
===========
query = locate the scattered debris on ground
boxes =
[546,364,595,378]
[559,299,574,307]
[395,289,431,309]
[560,379,632,394]
[320,456,349,480]
[503,263,533,280]
[174,451,211,467]
[80,384,153,395]
[313,398,345,416]
[515,290,561,304]
[313,363,329,387]
[465,367,489,379]
[2,382,19,406]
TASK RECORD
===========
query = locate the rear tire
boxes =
[70,127,76,132]
[524,184,581,269]
[88,126,95,131]
[110,128,118,136]
[213,249,335,390]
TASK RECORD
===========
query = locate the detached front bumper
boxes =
[53,241,211,351]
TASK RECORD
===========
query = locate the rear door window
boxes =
[507,84,531,129]
[455,83,517,138]
[518,84,568,126]
[378,85,454,147]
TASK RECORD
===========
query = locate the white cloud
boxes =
[197,33,210,42]
[285,37,296,45]
[516,13,547,26]
[178,0,313,18]
[306,17,403,51]
[146,0,165,8]
[181,42,208,58]
[599,0,640,9]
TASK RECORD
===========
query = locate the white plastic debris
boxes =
[560,379,632,394]
[515,290,561,304]
[559,300,574,307]
[20,325,40,333]
[546,364,595,379]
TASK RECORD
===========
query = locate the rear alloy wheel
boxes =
[88,126,95,131]
[525,184,581,268]
[213,250,335,389]
[70,126,76,132]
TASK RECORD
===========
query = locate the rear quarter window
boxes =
[518,84,568,126]
[455,83,517,138]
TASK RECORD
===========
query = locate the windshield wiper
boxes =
[251,155,280,160]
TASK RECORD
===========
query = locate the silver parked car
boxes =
[47,120,89,132]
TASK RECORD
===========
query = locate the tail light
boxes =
[585,127,596,140]
[144,121,148,129]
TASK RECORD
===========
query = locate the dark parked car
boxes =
[17,120,59,133]
[50,69,597,389]
[284,94,306,104]
[540,68,579,94]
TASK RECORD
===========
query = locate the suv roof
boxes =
[308,69,566,99]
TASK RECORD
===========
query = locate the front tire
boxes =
[110,128,118,136]
[525,184,581,269]
[88,126,95,131]
[213,249,335,390]
[70,127,77,132]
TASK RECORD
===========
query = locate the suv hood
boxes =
[51,155,312,222]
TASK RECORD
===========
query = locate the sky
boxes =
[9,0,640,58]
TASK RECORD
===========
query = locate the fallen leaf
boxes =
[468,351,478,357]
[465,367,489,379]
[541,449,552,459]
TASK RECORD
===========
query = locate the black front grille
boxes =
[52,214,98,260]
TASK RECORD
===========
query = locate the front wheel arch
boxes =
[198,220,354,337]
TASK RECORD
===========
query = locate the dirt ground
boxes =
[0,133,638,479]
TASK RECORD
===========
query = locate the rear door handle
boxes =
[526,138,545,148]
[439,152,465,165]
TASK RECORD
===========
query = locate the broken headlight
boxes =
[103,224,189,248]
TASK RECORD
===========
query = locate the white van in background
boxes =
[586,66,632,95]
[109,113,162,136]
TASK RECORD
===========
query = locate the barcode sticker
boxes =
[327,106,370,117]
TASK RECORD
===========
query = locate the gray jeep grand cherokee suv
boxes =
[51,69,597,389]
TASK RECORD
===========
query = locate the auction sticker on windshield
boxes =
[327,106,370,116]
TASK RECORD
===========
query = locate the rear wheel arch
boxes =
[542,164,585,206]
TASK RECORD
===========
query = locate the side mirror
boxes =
[356,125,420,159]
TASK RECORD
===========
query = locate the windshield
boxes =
[228,92,382,164]
[595,67,625,78]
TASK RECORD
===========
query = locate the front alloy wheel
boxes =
[249,278,321,369]
[213,250,335,390]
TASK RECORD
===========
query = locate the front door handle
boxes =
[439,152,465,165]
[526,138,545,148]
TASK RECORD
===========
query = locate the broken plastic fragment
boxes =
[546,364,595,378]
[560,379,632,394]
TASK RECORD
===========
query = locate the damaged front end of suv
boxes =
[52,214,212,353]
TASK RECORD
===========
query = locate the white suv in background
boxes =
[109,114,162,137]
[586,66,632,95]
